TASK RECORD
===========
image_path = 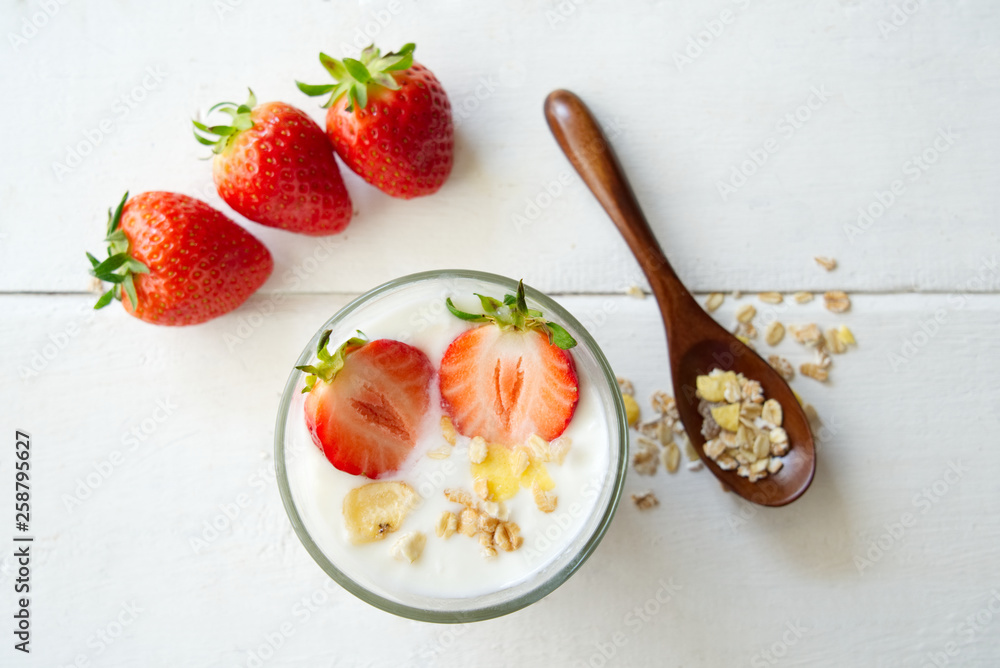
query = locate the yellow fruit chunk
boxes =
[710,403,741,432]
[342,481,417,544]
[837,325,856,346]
[696,371,737,402]
[470,443,554,502]
[623,393,640,427]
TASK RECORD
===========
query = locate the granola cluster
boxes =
[696,370,787,483]
[439,488,523,559]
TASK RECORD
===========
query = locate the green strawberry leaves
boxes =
[193,89,257,155]
[296,330,369,393]
[86,192,150,311]
[297,43,416,112]
[445,280,578,350]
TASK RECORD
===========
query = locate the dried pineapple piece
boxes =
[710,403,741,432]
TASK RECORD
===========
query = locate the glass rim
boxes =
[274,269,629,623]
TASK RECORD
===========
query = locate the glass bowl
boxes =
[274,270,628,622]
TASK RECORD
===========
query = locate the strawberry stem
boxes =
[445,280,577,350]
[85,192,149,310]
[193,89,257,155]
[296,330,368,392]
[296,43,415,112]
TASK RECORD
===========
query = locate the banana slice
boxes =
[342,481,417,544]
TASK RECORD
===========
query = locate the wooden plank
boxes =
[1,0,999,294]
[2,292,998,665]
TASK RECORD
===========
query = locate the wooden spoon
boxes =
[544,89,815,506]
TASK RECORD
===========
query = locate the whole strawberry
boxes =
[194,90,353,235]
[86,191,273,326]
[297,43,453,199]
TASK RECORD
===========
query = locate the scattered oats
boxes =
[549,436,572,465]
[632,491,659,510]
[444,488,474,507]
[458,508,479,536]
[626,284,646,299]
[623,393,641,427]
[468,436,488,464]
[737,464,751,478]
[753,433,771,459]
[741,379,764,403]
[426,444,452,460]
[617,376,635,397]
[824,327,846,354]
[816,351,832,370]
[824,290,851,313]
[793,291,814,304]
[481,501,509,521]
[494,522,520,551]
[527,433,551,462]
[751,458,769,474]
[639,420,663,440]
[650,391,676,417]
[632,437,660,475]
[736,303,757,323]
[389,531,426,563]
[717,455,738,471]
[765,321,785,346]
[663,442,681,473]
[767,355,795,381]
[758,292,783,304]
[735,424,750,449]
[739,401,763,421]
[532,483,557,513]
[503,521,523,550]
[735,321,758,340]
[769,428,790,456]
[732,290,743,300]
[510,447,531,477]
[735,335,755,350]
[479,532,498,560]
[705,292,725,312]
[684,439,699,462]
[687,460,704,471]
[701,415,722,439]
[473,477,491,501]
[704,437,726,459]
[761,399,783,427]
[88,276,104,293]
[790,323,823,347]
[722,377,742,404]
[477,513,499,534]
[767,458,784,474]
[440,416,457,445]
[814,256,837,271]
[436,511,458,539]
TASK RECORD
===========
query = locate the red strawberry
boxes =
[438,281,579,446]
[298,333,434,478]
[194,90,352,235]
[86,191,273,326]
[297,43,453,199]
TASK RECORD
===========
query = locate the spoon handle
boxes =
[543,89,699,321]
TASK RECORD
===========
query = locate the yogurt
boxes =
[281,274,619,604]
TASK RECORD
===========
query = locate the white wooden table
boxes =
[3,1,999,665]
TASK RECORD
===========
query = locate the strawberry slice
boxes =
[297,333,434,478]
[439,281,579,446]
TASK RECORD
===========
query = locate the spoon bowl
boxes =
[544,89,815,506]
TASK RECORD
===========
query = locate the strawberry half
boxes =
[86,191,272,326]
[297,43,453,199]
[438,281,579,446]
[193,90,352,236]
[297,332,434,478]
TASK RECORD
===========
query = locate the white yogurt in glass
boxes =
[281,274,618,607]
